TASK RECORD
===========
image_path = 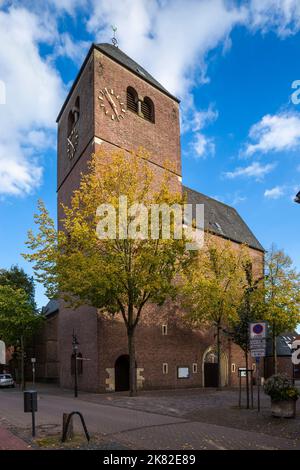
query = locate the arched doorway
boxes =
[202,347,228,387]
[203,348,218,387]
[115,355,130,391]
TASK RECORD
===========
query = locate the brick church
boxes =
[35,43,266,392]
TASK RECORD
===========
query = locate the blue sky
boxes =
[0,0,300,308]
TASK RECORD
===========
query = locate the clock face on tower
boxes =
[67,127,79,160]
[98,87,126,121]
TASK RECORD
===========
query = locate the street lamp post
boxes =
[72,332,79,398]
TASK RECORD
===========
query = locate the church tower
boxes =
[57,43,182,219]
[56,43,182,391]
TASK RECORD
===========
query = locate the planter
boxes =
[271,399,297,418]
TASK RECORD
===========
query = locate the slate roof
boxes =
[184,186,264,252]
[42,299,59,318]
[265,332,297,357]
[95,44,179,103]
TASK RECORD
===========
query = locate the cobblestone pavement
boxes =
[112,420,300,450]
[1,386,300,450]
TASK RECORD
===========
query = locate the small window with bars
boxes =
[163,363,168,374]
[192,363,198,374]
[231,363,236,373]
[127,86,138,113]
[141,97,154,122]
[162,324,168,336]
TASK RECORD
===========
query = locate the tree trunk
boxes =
[128,328,137,397]
[245,349,249,409]
[273,329,278,375]
[217,323,221,389]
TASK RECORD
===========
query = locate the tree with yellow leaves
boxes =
[182,237,248,388]
[24,150,192,395]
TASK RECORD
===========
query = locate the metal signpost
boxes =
[72,332,79,398]
[238,368,254,409]
[31,357,36,387]
[249,322,267,412]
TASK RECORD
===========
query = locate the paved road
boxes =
[0,388,299,450]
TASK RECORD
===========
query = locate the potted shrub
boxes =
[264,374,300,418]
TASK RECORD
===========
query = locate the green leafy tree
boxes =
[263,246,300,374]
[0,265,36,309]
[0,283,41,389]
[24,150,192,395]
[230,260,264,407]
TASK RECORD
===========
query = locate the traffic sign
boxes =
[250,339,266,353]
[250,338,266,348]
[249,322,267,357]
[250,322,267,339]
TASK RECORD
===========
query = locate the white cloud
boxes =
[249,0,300,37]
[190,105,218,133]
[231,193,247,205]
[192,133,215,159]
[245,112,300,156]
[2,0,300,197]
[264,185,285,199]
[48,0,88,13]
[87,0,247,98]
[54,33,90,65]
[0,7,64,196]
[0,141,42,196]
[86,0,300,100]
[6,0,88,15]
[187,104,218,158]
[224,161,276,180]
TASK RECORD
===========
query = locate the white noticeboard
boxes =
[0,340,6,365]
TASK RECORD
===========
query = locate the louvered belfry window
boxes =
[127,87,138,113]
[141,97,154,122]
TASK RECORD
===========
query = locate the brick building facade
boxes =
[40,43,266,392]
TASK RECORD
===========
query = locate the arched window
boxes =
[141,97,154,122]
[127,86,138,113]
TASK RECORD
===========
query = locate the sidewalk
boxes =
[0,427,31,450]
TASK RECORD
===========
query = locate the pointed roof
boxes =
[184,186,264,252]
[95,43,179,102]
[57,43,179,122]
